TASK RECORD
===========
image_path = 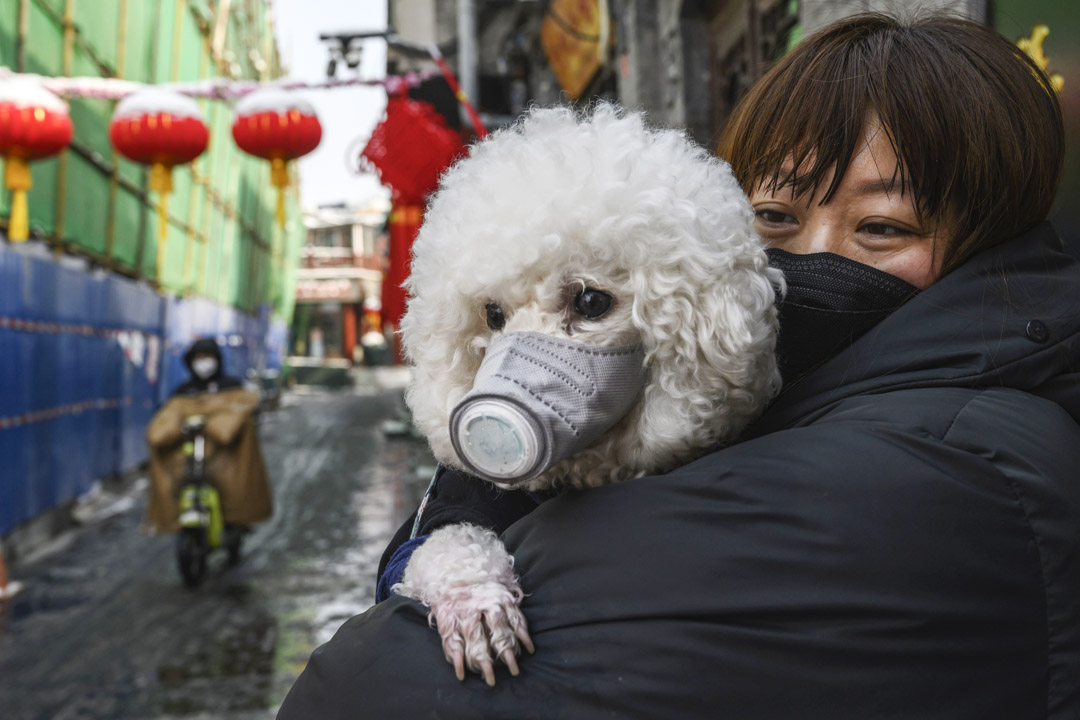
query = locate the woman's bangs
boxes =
[731,40,873,206]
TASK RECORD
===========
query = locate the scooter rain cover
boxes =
[145,389,272,532]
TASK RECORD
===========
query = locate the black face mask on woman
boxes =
[765,249,920,384]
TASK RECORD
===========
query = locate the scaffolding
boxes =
[0,0,302,320]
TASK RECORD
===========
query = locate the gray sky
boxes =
[271,0,390,209]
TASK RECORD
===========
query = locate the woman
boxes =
[279,14,1078,719]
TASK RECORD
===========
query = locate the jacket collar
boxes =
[746,223,1080,438]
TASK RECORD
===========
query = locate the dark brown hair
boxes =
[718,13,1065,275]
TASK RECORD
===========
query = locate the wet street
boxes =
[0,369,432,719]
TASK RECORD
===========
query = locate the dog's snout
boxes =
[449,331,648,485]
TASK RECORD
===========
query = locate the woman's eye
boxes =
[485,303,506,331]
[573,288,612,319]
[859,222,908,237]
[754,209,797,225]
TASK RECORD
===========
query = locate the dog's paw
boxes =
[394,523,535,685]
[427,578,535,685]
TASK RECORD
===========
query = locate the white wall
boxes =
[392,0,439,43]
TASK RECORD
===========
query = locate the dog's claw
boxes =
[480,658,496,686]
[516,625,535,654]
[501,649,520,676]
[403,525,531,684]
[451,647,466,681]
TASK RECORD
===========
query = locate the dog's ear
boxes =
[400,290,488,464]
[627,249,781,467]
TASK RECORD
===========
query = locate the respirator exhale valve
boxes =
[447,331,647,486]
[453,399,544,482]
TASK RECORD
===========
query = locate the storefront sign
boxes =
[295,278,361,302]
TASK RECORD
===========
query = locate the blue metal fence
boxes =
[0,241,283,536]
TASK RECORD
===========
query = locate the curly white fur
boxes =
[394,524,531,685]
[402,103,782,490]
[395,104,782,684]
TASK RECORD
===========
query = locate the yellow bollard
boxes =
[0,548,24,601]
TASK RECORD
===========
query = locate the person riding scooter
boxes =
[145,338,273,585]
[173,337,244,396]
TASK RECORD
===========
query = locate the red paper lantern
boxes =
[0,79,73,242]
[361,95,465,204]
[231,88,322,228]
[109,89,209,278]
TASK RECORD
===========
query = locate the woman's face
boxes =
[749,119,944,289]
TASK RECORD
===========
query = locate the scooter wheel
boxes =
[225,525,244,567]
[177,528,208,587]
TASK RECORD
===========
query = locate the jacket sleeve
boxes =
[282,412,1077,720]
[940,388,1080,715]
[375,466,544,596]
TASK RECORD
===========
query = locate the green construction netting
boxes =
[0,0,302,319]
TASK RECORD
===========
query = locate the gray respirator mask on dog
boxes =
[449,332,648,486]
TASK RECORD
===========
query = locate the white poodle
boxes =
[393,104,781,685]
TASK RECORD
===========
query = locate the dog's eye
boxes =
[485,303,506,331]
[573,288,612,319]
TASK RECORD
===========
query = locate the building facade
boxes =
[616,0,985,147]
[290,203,388,366]
[383,0,1076,251]
[0,0,304,538]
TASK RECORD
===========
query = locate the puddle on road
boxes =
[267,443,423,665]
[155,592,278,716]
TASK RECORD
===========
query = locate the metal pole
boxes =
[212,0,233,74]
[9,0,30,238]
[457,0,478,121]
[136,0,165,279]
[197,80,217,297]
[53,0,76,255]
[218,155,239,304]
[747,0,764,81]
[105,0,129,263]
[746,0,762,82]
[15,0,28,72]
[180,0,207,295]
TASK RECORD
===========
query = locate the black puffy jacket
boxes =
[279,223,1080,719]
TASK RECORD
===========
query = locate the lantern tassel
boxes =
[157,194,168,248]
[149,162,174,281]
[271,157,289,228]
[4,156,33,243]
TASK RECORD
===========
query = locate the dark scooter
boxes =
[176,415,245,587]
